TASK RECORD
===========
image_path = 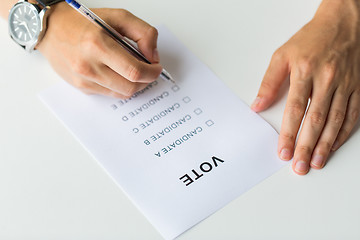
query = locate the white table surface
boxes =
[1,0,359,239]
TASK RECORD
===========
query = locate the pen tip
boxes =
[161,69,175,83]
[168,75,175,84]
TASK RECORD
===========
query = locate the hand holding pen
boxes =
[65,0,174,83]
[36,1,170,98]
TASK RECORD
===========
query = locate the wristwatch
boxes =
[8,0,63,52]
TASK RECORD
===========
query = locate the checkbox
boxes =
[111,104,118,110]
[182,96,191,103]
[194,108,203,115]
[171,85,180,92]
[205,120,214,127]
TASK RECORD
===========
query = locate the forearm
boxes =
[0,0,18,19]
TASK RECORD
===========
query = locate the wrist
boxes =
[35,1,68,49]
[315,0,360,24]
[312,0,360,44]
[36,1,78,53]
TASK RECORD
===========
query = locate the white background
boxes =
[0,0,359,239]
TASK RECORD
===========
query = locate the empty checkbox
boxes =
[182,96,191,103]
[111,104,118,110]
[194,108,203,115]
[205,120,214,127]
[171,85,180,92]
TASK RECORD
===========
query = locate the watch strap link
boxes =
[36,0,64,7]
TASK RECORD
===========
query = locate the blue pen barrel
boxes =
[65,0,81,9]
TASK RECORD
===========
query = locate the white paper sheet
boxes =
[39,25,287,239]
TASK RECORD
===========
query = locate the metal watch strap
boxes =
[36,0,63,7]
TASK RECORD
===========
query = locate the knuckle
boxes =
[308,111,326,126]
[338,127,350,140]
[297,57,314,79]
[281,132,296,142]
[297,145,312,155]
[124,83,139,98]
[321,62,337,86]
[81,31,105,54]
[317,141,333,153]
[118,9,132,18]
[126,64,143,82]
[272,48,285,62]
[260,79,274,91]
[355,88,360,97]
[335,87,350,99]
[287,101,305,119]
[146,26,158,38]
[350,108,360,122]
[329,110,346,125]
[72,60,95,78]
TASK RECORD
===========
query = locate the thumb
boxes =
[251,50,289,112]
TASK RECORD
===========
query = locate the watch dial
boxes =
[9,2,41,46]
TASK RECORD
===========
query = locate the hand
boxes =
[251,0,360,175]
[37,2,163,99]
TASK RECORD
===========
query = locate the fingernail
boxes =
[251,97,261,110]
[295,160,308,173]
[153,48,160,63]
[331,140,339,151]
[311,155,324,168]
[280,148,292,160]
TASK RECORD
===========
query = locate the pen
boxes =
[64,0,175,83]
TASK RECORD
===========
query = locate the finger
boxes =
[80,80,129,99]
[251,49,289,112]
[292,86,334,175]
[310,89,348,169]
[99,36,163,83]
[92,65,149,98]
[105,9,160,63]
[278,71,312,161]
[332,89,360,150]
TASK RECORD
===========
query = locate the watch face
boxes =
[8,2,41,46]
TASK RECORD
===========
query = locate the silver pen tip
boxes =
[161,69,175,83]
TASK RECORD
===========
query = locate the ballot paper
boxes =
[39,25,287,239]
